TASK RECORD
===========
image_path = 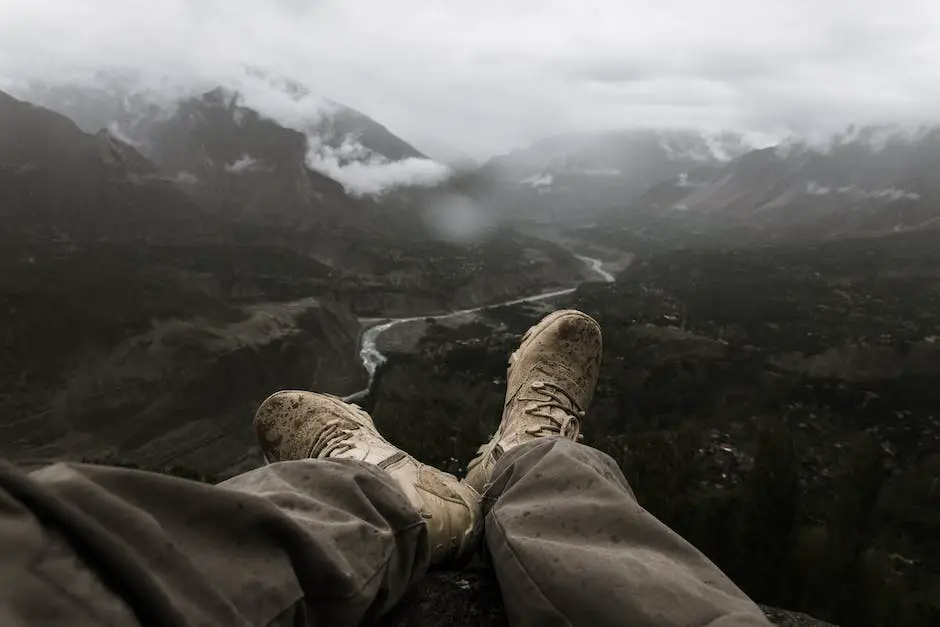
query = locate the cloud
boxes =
[224,154,264,173]
[225,71,338,131]
[107,122,140,147]
[2,1,940,159]
[172,171,198,185]
[222,79,454,194]
[306,137,452,196]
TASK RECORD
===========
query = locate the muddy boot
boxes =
[254,390,482,566]
[464,309,603,493]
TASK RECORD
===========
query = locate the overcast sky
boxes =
[2,0,940,160]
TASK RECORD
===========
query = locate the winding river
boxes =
[344,254,615,401]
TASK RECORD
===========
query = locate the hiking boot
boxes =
[464,309,602,493]
[254,390,482,566]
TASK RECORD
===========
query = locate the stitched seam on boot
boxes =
[377,452,408,470]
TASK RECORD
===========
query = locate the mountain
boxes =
[487,129,749,179]
[0,87,380,273]
[12,80,443,264]
[0,89,361,476]
[132,87,367,228]
[0,89,214,245]
[14,77,459,229]
[599,125,940,246]
[476,129,752,224]
[0,86,591,308]
[309,100,427,162]
[408,136,480,169]
[14,75,430,171]
[1,89,593,476]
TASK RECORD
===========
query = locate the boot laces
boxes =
[522,380,585,440]
[308,401,374,458]
[309,419,359,457]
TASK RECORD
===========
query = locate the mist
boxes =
[225,73,455,195]
[306,139,453,197]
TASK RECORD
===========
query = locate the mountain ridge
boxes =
[564,123,940,252]
[12,74,443,197]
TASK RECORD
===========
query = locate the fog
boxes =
[306,138,453,197]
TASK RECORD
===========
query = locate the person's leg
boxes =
[464,310,768,627]
[484,438,769,627]
[0,456,427,627]
[1,391,481,627]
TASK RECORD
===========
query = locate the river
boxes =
[344,254,614,401]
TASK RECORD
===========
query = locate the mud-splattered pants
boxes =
[0,438,769,626]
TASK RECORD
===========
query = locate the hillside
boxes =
[15,73,430,164]
[475,129,751,225]
[577,125,940,253]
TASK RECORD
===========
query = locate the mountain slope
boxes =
[15,76,429,169]
[612,125,940,243]
[311,100,428,162]
[140,87,366,228]
[0,90,213,244]
[476,129,752,224]
[486,129,749,179]
[14,77,454,224]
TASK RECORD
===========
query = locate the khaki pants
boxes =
[0,439,769,626]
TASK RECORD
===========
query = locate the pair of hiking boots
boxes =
[254,309,603,566]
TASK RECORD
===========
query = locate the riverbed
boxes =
[344,254,615,401]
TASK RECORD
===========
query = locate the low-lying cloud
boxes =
[306,138,453,196]
[106,122,140,147]
[224,154,264,174]
[220,78,454,195]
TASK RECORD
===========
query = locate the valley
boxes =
[2,70,940,627]
[347,252,616,401]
